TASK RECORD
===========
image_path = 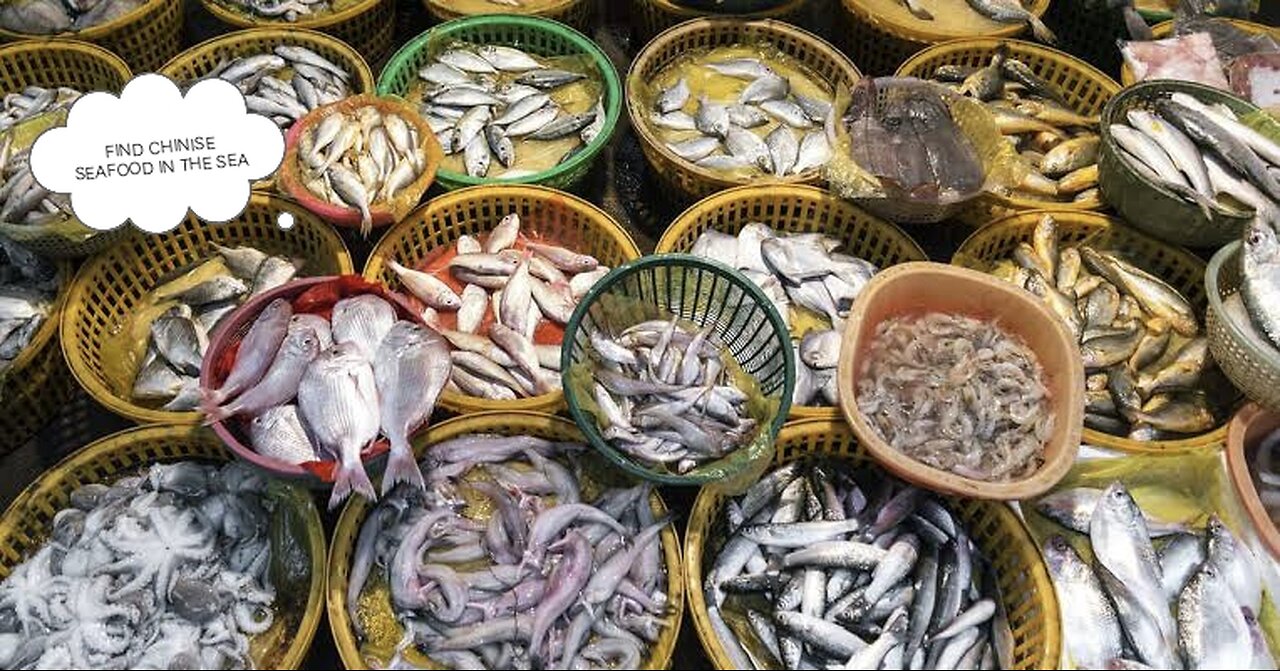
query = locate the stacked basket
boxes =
[201,0,396,68]
[0,0,181,72]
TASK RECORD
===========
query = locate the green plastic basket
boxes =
[376,15,621,191]
[560,253,795,487]
[1099,80,1280,249]
[1207,241,1280,416]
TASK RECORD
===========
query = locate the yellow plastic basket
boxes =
[838,0,1051,76]
[1120,18,1280,86]
[326,410,685,670]
[952,209,1224,454]
[363,184,641,415]
[0,0,182,73]
[0,260,74,457]
[896,38,1120,226]
[628,0,809,44]
[627,18,862,205]
[655,184,928,419]
[201,0,397,69]
[60,192,354,426]
[685,418,1061,669]
[425,0,593,32]
[0,424,327,669]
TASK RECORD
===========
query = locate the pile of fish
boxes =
[130,245,301,412]
[990,215,1218,440]
[646,48,834,178]
[215,0,329,22]
[0,85,80,133]
[202,291,451,508]
[348,435,672,669]
[0,88,81,228]
[0,462,287,669]
[384,212,608,401]
[688,223,878,407]
[0,0,147,34]
[1037,481,1276,669]
[1108,92,1280,225]
[297,103,428,235]
[856,312,1053,482]
[929,45,1104,208]
[0,238,58,374]
[583,317,756,474]
[415,42,604,180]
[705,458,1011,670]
[195,45,352,129]
[893,0,1055,44]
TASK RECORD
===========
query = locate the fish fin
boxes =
[380,439,426,496]
[359,206,373,239]
[198,387,229,424]
[1029,15,1058,45]
[330,459,376,510]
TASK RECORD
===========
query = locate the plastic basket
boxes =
[60,192,354,426]
[377,15,621,192]
[0,424,326,669]
[1120,18,1280,86]
[561,253,795,486]
[628,0,808,44]
[202,0,396,68]
[685,417,1062,669]
[953,209,1225,454]
[1226,402,1280,561]
[1206,241,1280,420]
[424,0,593,31]
[326,410,685,670]
[0,260,74,457]
[0,0,181,73]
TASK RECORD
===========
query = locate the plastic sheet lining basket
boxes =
[0,0,181,73]
[201,0,396,69]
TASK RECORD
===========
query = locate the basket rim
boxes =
[376,14,622,189]
[1205,239,1280,407]
[0,38,133,83]
[839,0,1050,44]
[0,0,177,41]
[1120,18,1280,86]
[625,17,862,192]
[1225,402,1280,561]
[0,423,328,670]
[644,0,808,19]
[201,0,381,31]
[559,252,797,486]
[325,409,686,670]
[423,0,580,14]
[157,26,375,91]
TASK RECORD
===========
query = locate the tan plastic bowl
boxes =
[1227,402,1280,561]
[837,261,1084,499]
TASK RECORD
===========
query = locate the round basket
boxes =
[201,0,396,69]
[363,183,641,415]
[1226,402,1280,561]
[0,424,327,669]
[685,418,1062,669]
[655,184,927,420]
[0,260,74,457]
[561,253,795,486]
[326,410,685,670]
[0,0,181,73]
[424,0,593,32]
[837,0,1051,76]
[1206,240,1280,419]
[953,209,1225,454]
[627,18,861,206]
[0,39,133,259]
[627,0,808,44]
[1098,80,1276,249]
[377,15,622,192]
[60,192,354,426]
[896,38,1120,225]
[1120,18,1280,86]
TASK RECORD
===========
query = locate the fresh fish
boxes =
[1179,562,1253,669]
[963,0,1056,43]
[332,293,397,360]
[298,342,380,509]
[1090,482,1178,653]
[1242,218,1280,350]
[204,297,291,405]
[207,320,320,421]
[766,125,799,177]
[656,78,690,114]
[249,404,318,465]
[740,75,789,105]
[1043,535,1124,669]
[388,259,461,311]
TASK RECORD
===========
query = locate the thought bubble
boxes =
[29,74,285,234]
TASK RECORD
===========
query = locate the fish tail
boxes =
[359,205,373,239]
[1029,15,1058,45]
[380,438,425,496]
[198,387,229,424]
[330,458,376,510]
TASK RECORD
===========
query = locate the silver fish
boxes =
[249,404,318,465]
[374,321,451,494]
[298,342,380,509]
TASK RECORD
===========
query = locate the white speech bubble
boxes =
[29,74,285,234]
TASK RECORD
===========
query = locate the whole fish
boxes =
[1242,218,1280,350]
[298,343,381,508]
[1042,535,1124,669]
[249,404,319,465]
[208,320,321,421]
[963,0,1056,43]
[1179,562,1253,669]
[204,298,291,405]
[1090,482,1178,653]
[374,322,451,494]
[332,293,397,360]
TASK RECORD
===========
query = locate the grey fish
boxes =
[516,69,584,89]
[726,103,770,129]
[651,110,697,131]
[476,45,542,72]
[740,74,789,105]
[528,112,595,141]
[375,322,450,494]
[1034,487,1190,537]
[706,58,777,80]
[760,99,813,128]
[506,105,560,137]
[766,125,799,176]
[1242,218,1280,350]
[150,313,207,377]
[1157,99,1280,202]
[792,130,831,174]
[695,97,731,138]
[656,78,690,114]
[666,136,720,161]
[963,0,1056,43]
[248,404,318,465]
[725,126,771,172]
[1042,535,1124,669]
[1179,562,1253,669]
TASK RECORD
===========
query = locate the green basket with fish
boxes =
[327,411,686,670]
[1206,240,1280,419]
[376,15,621,191]
[953,209,1236,455]
[1098,80,1280,249]
[0,0,182,73]
[561,253,795,488]
[0,424,327,669]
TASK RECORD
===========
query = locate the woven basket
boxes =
[896,38,1120,226]
[0,0,181,73]
[837,0,1051,76]
[685,418,1061,669]
[326,410,685,670]
[0,39,133,259]
[0,260,74,457]
[1206,241,1280,420]
[628,0,808,44]
[655,184,927,420]
[202,0,396,69]
[627,18,861,205]
[0,424,327,669]
[60,192,354,426]
[953,209,1225,454]
[424,0,593,31]
[363,184,640,414]
[1120,18,1280,86]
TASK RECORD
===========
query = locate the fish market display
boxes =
[411,42,603,180]
[1108,91,1280,224]
[989,215,1220,441]
[687,223,878,407]
[0,238,58,373]
[582,316,757,474]
[0,88,82,228]
[0,85,80,132]
[0,461,296,669]
[856,312,1052,481]
[213,0,331,22]
[124,245,302,413]
[297,102,428,235]
[191,45,353,129]
[0,0,149,34]
[643,46,836,178]
[202,289,450,508]
[703,457,1011,670]
[347,434,673,669]
[382,213,608,401]
[1038,481,1275,670]
[928,46,1104,207]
